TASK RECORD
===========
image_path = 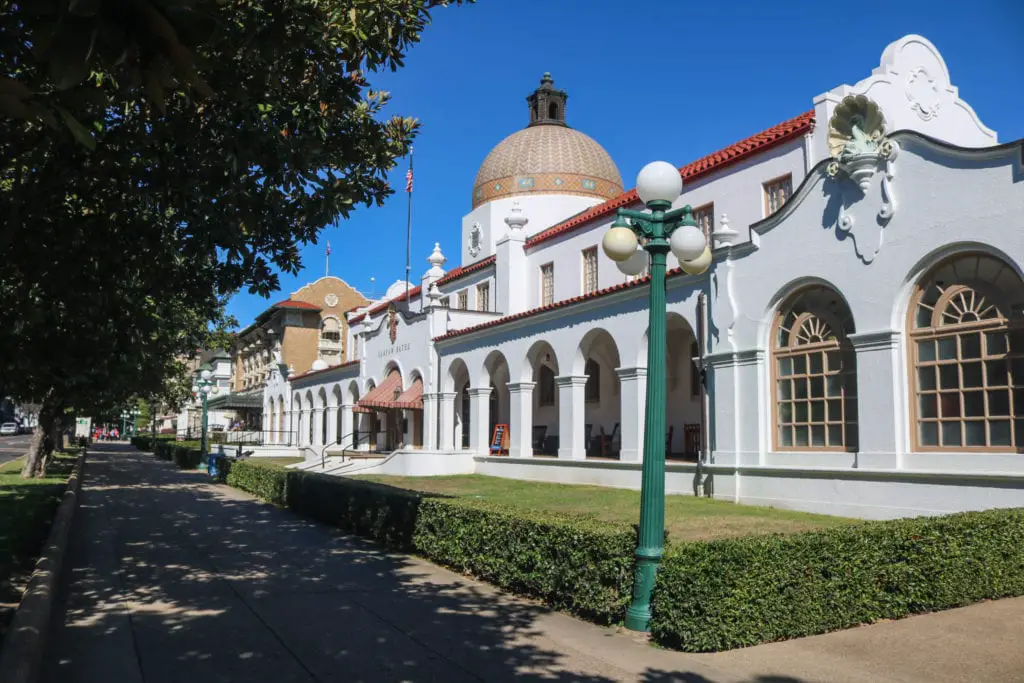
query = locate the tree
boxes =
[2,0,470,476]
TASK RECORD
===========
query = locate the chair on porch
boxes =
[600,422,620,459]
[532,425,548,454]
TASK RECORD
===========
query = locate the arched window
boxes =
[772,286,858,451]
[909,253,1024,451]
[548,102,558,120]
[538,365,556,406]
[585,359,600,403]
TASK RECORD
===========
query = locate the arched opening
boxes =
[405,372,425,448]
[318,388,328,446]
[276,396,285,443]
[346,381,363,449]
[304,390,315,446]
[666,313,702,460]
[908,253,1024,451]
[331,385,342,446]
[527,341,559,456]
[362,379,377,450]
[483,351,511,453]
[448,359,471,449]
[548,101,558,120]
[578,329,621,459]
[292,393,302,446]
[772,285,858,451]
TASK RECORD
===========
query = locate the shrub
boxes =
[225,460,634,624]
[650,508,1024,652]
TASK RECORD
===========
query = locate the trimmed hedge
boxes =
[225,460,634,623]
[650,508,1024,652]
[136,437,204,469]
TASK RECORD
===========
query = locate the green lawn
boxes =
[0,452,77,644]
[245,457,303,469]
[353,474,853,542]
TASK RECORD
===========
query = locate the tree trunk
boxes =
[21,396,55,478]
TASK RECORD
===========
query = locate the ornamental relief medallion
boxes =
[905,67,941,121]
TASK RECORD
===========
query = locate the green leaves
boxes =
[226,462,635,624]
[55,105,96,150]
[650,509,1024,652]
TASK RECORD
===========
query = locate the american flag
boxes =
[405,167,413,193]
[326,241,331,256]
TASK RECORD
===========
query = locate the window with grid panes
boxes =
[773,286,858,451]
[693,203,714,239]
[764,175,793,215]
[477,282,490,312]
[440,296,450,308]
[582,247,598,294]
[540,263,554,306]
[456,289,467,310]
[909,254,1024,451]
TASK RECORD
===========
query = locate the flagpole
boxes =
[325,243,330,278]
[405,148,413,302]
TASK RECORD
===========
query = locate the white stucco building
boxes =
[261,35,1024,519]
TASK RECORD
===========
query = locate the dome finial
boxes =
[527,73,568,128]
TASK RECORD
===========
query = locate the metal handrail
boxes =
[318,431,372,470]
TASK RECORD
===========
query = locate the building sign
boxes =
[490,424,509,455]
[377,343,411,358]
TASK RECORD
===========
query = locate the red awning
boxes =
[392,377,423,410]
[356,371,404,411]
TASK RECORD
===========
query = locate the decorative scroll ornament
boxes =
[825,95,900,264]
[468,222,482,257]
[388,303,398,344]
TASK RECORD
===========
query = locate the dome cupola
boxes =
[472,74,623,208]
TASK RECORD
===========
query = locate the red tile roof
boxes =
[435,255,497,286]
[348,285,422,324]
[525,110,815,249]
[290,359,359,382]
[272,299,321,311]
[434,267,690,342]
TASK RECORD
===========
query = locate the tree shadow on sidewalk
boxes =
[43,444,811,683]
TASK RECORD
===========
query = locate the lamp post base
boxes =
[624,550,661,632]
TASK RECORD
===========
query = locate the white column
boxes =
[507,382,535,458]
[849,330,903,468]
[556,375,588,460]
[423,392,439,450]
[616,368,647,462]
[325,406,338,447]
[284,410,294,446]
[439,392,456,450]
[339,405,354,448]
[468,387,492,455]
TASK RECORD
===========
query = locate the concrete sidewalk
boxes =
[43,445,1024,683]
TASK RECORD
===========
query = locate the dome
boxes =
[472,74,623,208]
[311,359,329,372]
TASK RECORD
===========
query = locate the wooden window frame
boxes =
[907,257,1024,453]
[540,262,554,306]
[582,247,598,295]
[456,289,468,311]
[763,174,793,216]
[476,281,490,312]
[771,289,858,452]
[440,296,450,309]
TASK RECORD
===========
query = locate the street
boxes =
[0,434,32,465]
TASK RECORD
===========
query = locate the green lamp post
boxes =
[192,369,216,458]
[602,161,712,632]
[122,406,141,437]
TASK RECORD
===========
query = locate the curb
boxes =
[0,451,87,683]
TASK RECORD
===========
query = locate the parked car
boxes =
[0,423,18,436]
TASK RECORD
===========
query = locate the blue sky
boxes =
[226,0,1024,327]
